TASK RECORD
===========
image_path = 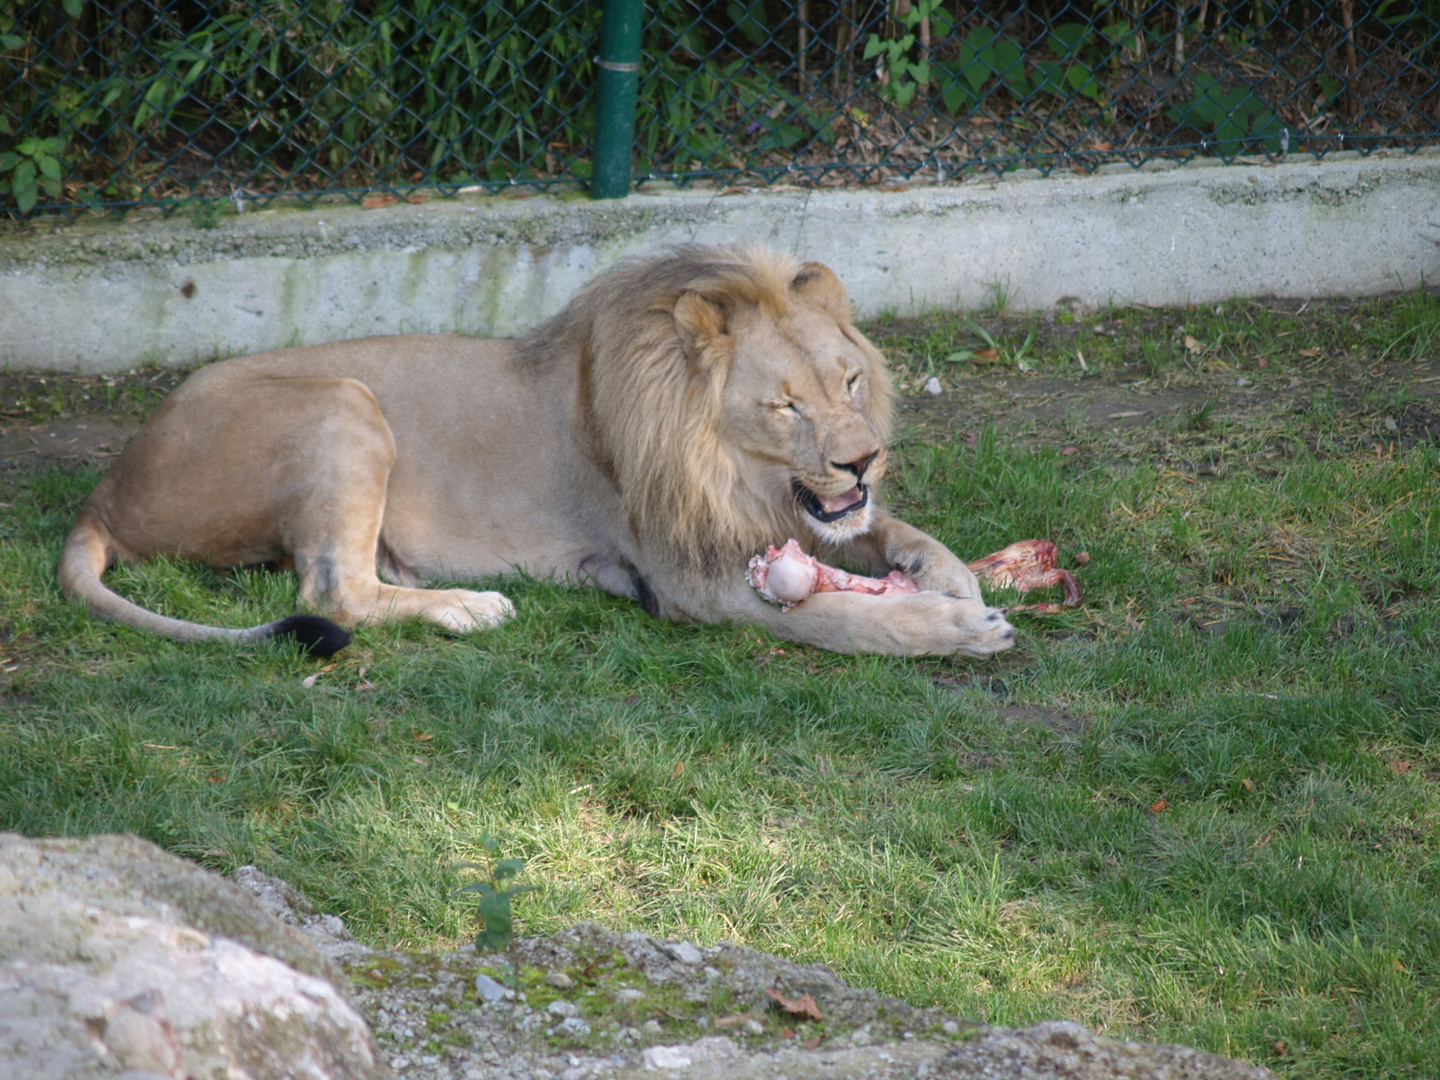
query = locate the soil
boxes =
[871,310,1440,462]
[5,318,1437,481]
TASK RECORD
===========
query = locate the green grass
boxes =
[2,295,1439,1078]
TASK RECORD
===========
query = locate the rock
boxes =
[232,863,373,965]
[0,832,382,1080]
[0,840,1274,1080]
[642,1036,737,1071]
[475,973,511,1003]
[918,1020,1277,1079]
[659,940,705,966]
[644,1044,695,1070]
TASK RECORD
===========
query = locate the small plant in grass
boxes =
[1186,399,1219,431]
[1141,340,1169,378]
[187,199,224,229]
[454,836,533,997]
[1370,281,1440,361]
[981,276,1019,315]
[947,322,1036,371]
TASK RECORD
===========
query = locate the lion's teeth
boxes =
[818,486,863,515]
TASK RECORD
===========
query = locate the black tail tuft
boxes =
[271,614,352,657]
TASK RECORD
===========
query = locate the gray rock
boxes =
[475,973,511,1003]
[232,863,373,965]
[659,940,705,966]
[0,832,382,1080]
[918,1020,1277,1079]
[0,839,1275,1080]
[641,1036,738,1071]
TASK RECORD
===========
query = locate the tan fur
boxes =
[59,246,1015,657]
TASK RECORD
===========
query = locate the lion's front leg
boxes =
[734,588,1015,658]
[841,511,985,599]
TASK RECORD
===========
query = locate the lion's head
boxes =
[525,246,894,568]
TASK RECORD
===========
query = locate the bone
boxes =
[747,537,1083,611]
[747,539,918,610]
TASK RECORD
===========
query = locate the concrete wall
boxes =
[2,150,1438,373]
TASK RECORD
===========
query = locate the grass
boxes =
[2,290,1439,1078]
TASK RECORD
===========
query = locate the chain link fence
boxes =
[3,1,1438,216]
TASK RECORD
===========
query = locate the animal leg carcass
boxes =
[964,539,1082,612]
[748,537,1082,612]
[747,539,918,610]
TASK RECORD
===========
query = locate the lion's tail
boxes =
[57,511,351,657]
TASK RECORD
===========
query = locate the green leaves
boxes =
[726,1,768,47]
[454,837,533,956]
[863,0,946,110]
[1168,73,1285,156]
[1028,23,1103,102]
[935,22,1104,116]
[0,136,67,215]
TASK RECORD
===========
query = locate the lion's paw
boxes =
[931,595,1017,658]
[895,551,985,600]
[430,589,515,633]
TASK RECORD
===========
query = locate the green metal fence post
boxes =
[591,0,645,200]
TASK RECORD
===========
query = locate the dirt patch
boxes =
[997,703,1084,735]
[8,357,1437,480]
[896,354,1440,456]
[3,297,1439,483]
[0,415,137,466]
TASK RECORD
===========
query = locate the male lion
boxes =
[59,246,1016,658]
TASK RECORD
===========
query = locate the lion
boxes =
[58,246,1016,658]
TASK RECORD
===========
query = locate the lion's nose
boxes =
[834,449,879,481]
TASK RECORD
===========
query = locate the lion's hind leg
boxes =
[89,369,511,642]
[256,383,514,634]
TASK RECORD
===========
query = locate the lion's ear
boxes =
[791,262,849,313]
[673,291,729,366]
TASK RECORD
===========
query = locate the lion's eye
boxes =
[845,372,862,394]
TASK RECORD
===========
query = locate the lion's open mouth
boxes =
[794,480,868,523]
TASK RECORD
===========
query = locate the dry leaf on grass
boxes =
[713,1013,755,1028]
[765,988,823,1021]
[361,194,423,208]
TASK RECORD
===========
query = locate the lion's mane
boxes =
[516,246,895,569]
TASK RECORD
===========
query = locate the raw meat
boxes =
[747,537,1082,612]
[746,539,918,610]
[965,539,1082,611]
